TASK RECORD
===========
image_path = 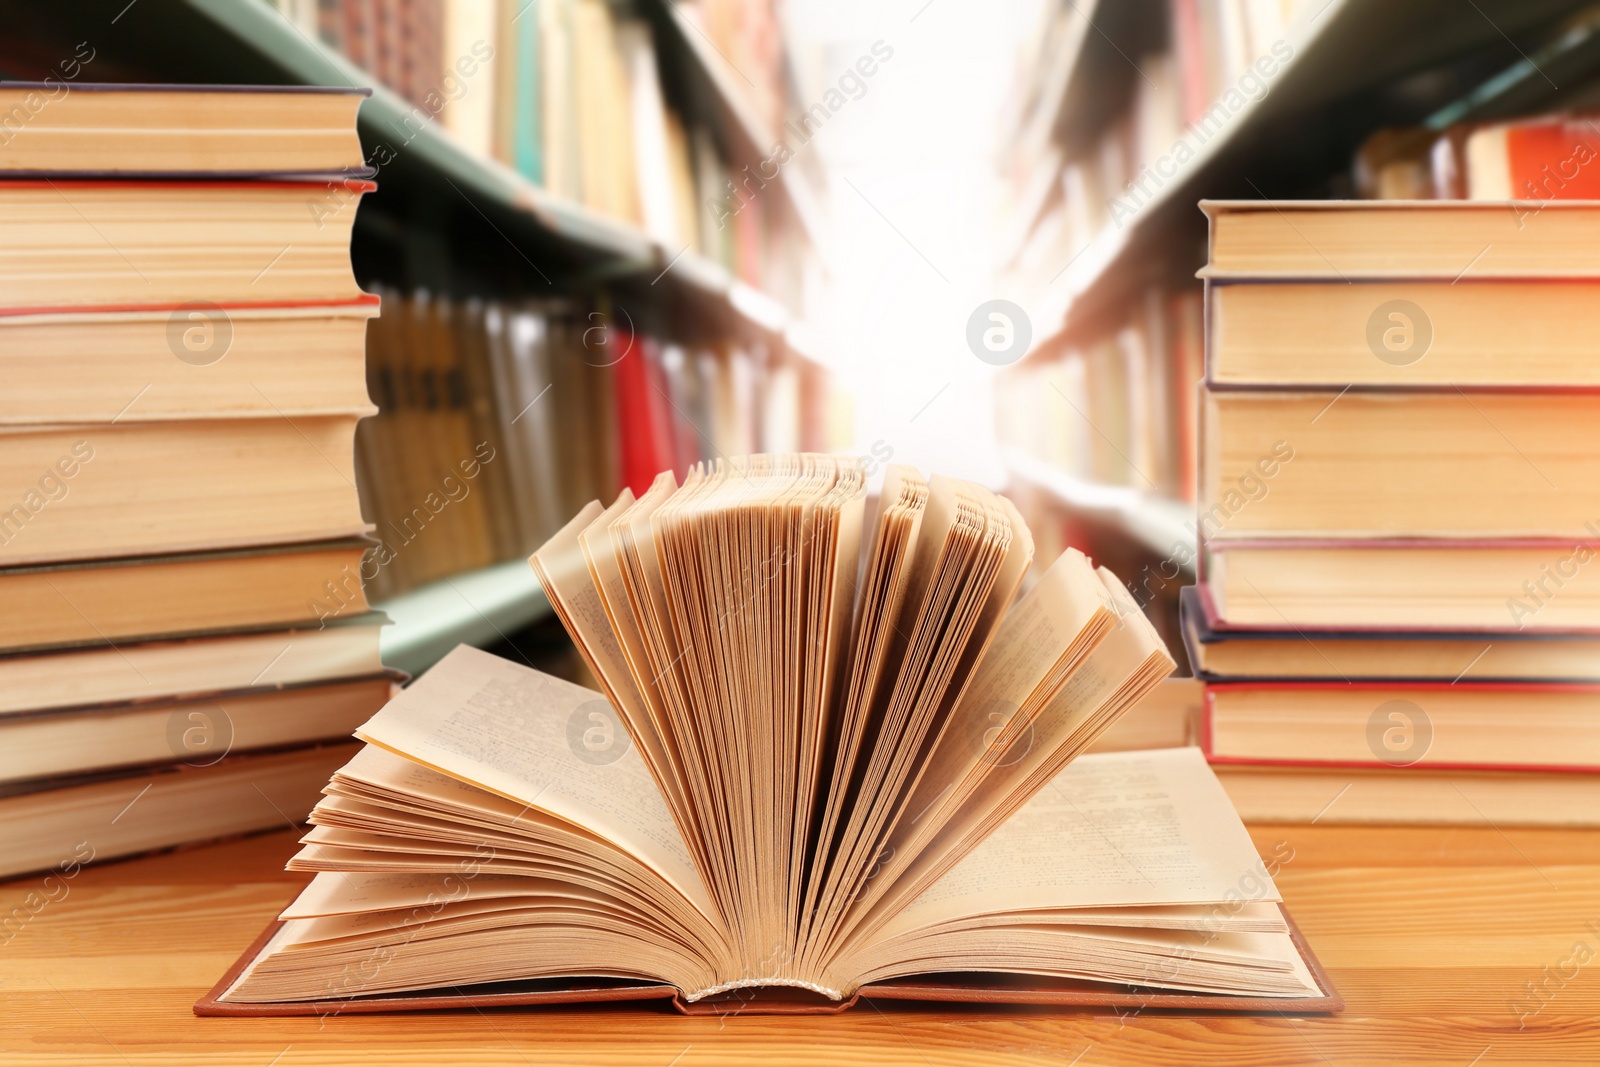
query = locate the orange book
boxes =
[1464,115,1600,200]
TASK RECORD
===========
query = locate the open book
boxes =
[202,457,1337,1014]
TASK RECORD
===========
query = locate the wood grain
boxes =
[2,825,1599,1065]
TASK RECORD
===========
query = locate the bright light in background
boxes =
[783,0,1049,487]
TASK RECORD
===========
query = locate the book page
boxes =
[530,497,664,769]
[353,645,712,917]
[800,466,927,944]
[889,549,1114,850]
[281,870,549,918]
[874,748,1281,941]
[328,744,612,831]
[808,479,1011,928]
[938,901,1288,932]
[846,578,1170,940]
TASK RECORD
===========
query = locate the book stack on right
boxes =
[1185,199,1600,826]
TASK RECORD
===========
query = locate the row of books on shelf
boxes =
[267,0,804,302]
[1007,0,1320,272]
[679,0,790,137]
[270,0,447,115]
[1188,199,1600,828]
[1000,101,1600,518]
[1010,0,1600,283]
[1075,0,1314,232]
[1167,0,1313,125]
[996,287,1202,503]
[272,0,790,136]
[1355,111,1600,200]
[355,286,845,600]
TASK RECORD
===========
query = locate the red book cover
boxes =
[641,341,692,480]
[1476,116,1600,199]
[612,331,679,496]
[1196,537,1600,636]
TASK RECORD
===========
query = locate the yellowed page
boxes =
[280,871,554,919]
[353,645,712,919]
[331,733,562,821]
[576,475,705,855]
[875,748,1282,942]
[799,466,927,944]
[892,548,1114,842]
[809,487,1008,968]
[852,922,1321,997]
[910,901,1289,933]
[893,574,1172,889]
[530,495,658,761]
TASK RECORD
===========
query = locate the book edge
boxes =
[0,82,373,96]
[193,903,1341,1016]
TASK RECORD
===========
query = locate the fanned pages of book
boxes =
[202,455,1339,1015]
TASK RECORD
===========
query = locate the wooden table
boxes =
[3,822,1598,1065]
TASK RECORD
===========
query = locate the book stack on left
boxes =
[0,83,400,880]
[1186,198,1600,827]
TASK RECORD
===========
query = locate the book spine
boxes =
[1201,682,1600,774]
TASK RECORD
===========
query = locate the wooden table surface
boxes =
[3,822,1598,1066]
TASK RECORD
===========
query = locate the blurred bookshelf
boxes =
[377,557,549,676]
[0,0,849,673]
[994,0,1600,660]
[647,0,828,250]
[1007,0,1593,341]
[1002,448,1190,562]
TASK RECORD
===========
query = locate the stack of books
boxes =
[0,84,400,879]
[1185,199,1600,826]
